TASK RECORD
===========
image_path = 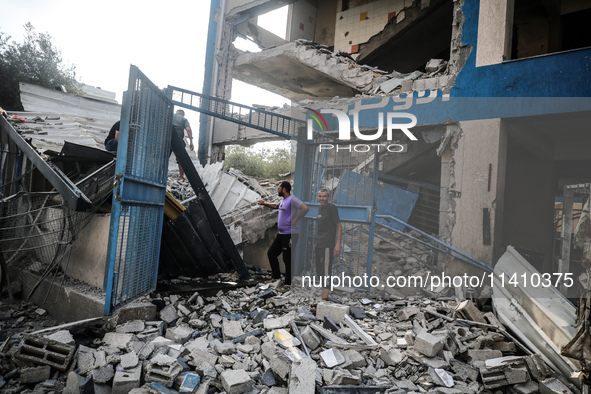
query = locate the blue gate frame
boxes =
[293,123,422,288]
[104,66,173,315]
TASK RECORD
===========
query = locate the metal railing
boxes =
[166,86,305,140]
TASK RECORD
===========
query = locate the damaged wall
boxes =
[453,0,591,96]
[334,0,404,54]
[439,119,507,269]
[63,214,111,289]
[314,0,338,46]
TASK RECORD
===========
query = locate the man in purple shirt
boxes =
[259,181,309,286]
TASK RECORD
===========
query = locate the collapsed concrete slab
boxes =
[492,246,580,385]
[233,41,390,101]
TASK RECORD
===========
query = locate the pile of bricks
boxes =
[0,274,581,393]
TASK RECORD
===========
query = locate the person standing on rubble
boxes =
[171,109,194,181]
[258,181,309,286]
[315,188,342,301]
[104,120,120,152]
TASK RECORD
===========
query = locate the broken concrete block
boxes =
[451,360,479,382]
[64,372,93,394]
[538,377,574,394]
[165,324,194,344]
[189,349,218,368]
[159,304,178,324]
[345,349,366,369]
[272,296,290,307]
[397,306,420,321]
[400,79,413,92]
[267,388,289,394]
[316,302,349,323]
[102,332,135,350]
[379,346,404,366]
[120,352,139,369]
[138,341,155,360]
[261,341,277,360]
[320,348,346,368]
[117,320,145,333]
[45,330,75,345]
[222,319,244,341]
[146,354,183,387]
[77,350,96,375]
[425,59,444,72]
[92,364,115,384]
[185,336,209,353]
[193,360,218,379]
[112,365,142,394]
[214,341,236,355]
[263,311,296,330]
[221,369,253,394]
[455,300,486,324]
[300,326,321,350]
[236,343,254,354]
[510,380,539,394]
[15,335,76,371]
[270,354,291,381]
[524,353,552,380]
[289,357,317,393]
[20,365,51,384]
[492,341,517,353]
[115,302,157,324]
[232,327,264,343]
[465,349,503,365]
[378,332,393,341]
[414,331,444,357]
[329,368,361,385]
[174,371,201,392]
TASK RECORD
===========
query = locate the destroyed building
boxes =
[0,0,590,393]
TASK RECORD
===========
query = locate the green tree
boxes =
[223,145,291,179]
[0,23,81,110]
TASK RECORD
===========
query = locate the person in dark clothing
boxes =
[171,109,194,181]
[314,188,342,300]
[104,120,120,152]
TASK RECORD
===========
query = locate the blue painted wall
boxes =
[453,0,591,98]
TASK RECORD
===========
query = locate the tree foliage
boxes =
[223,145,292,179]
[0,23,81,110]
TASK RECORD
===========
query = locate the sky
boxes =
[0,0,290,149]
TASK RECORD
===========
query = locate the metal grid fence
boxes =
[295,133,379,283]
[0,190,107,299]
[104,66,173,314]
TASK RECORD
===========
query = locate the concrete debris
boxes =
[0,272,582,394]
[19,365,51,384]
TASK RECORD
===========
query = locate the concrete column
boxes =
[475,0,515,66]
[440,119,507,271]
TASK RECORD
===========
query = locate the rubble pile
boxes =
[293,40,452,97]
[0,274,579,394]
[362,228,436,290]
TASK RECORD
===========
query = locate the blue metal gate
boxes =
[104,66,173,315]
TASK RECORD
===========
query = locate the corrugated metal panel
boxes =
[20,83,120,119]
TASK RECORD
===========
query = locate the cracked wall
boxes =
[439,119,508,272]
